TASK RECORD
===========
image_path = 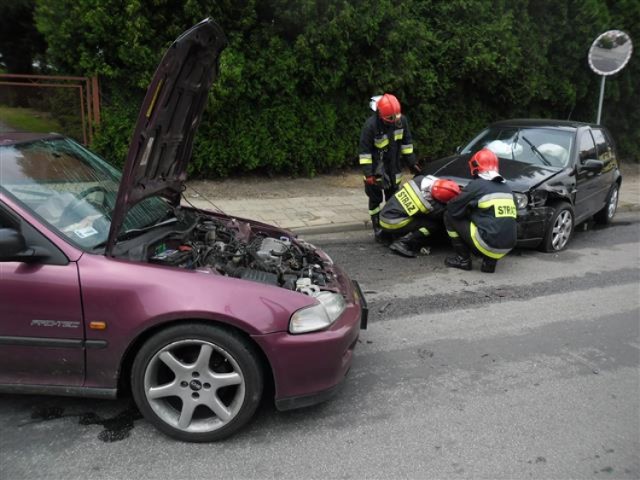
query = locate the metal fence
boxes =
[0,74,100,145]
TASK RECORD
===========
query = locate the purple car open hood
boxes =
[106,18,227,255]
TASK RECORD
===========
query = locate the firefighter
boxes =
[358,93,420,241]
[444,148,517,273]
[380,176,461,258]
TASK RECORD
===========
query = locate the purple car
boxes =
[0,19,366,442]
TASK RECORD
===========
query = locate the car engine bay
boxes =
[141,212,335,294]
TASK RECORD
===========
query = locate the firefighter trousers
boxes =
[444,211,479,253]
[365,182,398,216]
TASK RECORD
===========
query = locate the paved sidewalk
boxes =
[184,165,640,235]
[184,171,371,234]
[185,189,369,234]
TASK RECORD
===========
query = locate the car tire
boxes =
[593,183,619,225]
[540,202,574,252]
[131,323,263,442]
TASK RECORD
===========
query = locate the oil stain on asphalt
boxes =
[27,404,142,442]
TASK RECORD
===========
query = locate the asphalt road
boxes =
[1,213,639,479]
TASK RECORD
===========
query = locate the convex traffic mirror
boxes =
[588,30,633,124]
[588,30,633,75]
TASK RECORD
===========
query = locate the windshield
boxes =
[461,127,574,168]
[0,137,171,250]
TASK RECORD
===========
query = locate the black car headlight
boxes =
[514,192,528,209]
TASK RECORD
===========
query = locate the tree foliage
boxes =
[0,0,45,74]
[33,0,639,174]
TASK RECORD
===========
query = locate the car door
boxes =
[0,203,85,386]
[591,127,617,207]
[573,129,602,222]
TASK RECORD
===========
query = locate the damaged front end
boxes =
[514,177,574,248]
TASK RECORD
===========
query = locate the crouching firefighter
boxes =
[379,175,461,257]
[444,148,517,273]
[358,93,420,242]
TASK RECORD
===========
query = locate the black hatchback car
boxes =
[422,119,622,251]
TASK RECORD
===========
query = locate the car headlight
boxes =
[514,192,528,209]
[289,291,346,334]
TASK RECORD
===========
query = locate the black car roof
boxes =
[489,118,599,130]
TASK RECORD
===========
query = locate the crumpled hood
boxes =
[423,154,562,192]
[107,18,227,255]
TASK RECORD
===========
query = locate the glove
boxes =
[364,176,378,186]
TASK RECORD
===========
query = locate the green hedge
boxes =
[35,0,639,174]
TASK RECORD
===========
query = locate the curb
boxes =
[291,221,369,236]
[618,202,640,213]
[291,204,639,236]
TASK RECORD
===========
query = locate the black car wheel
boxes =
[541,202,574,252]
[594,183,619,225]
[131,323,263,442]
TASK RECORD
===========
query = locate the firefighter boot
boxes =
[445,238,472,270]
[389,231,422,258]
[481,257,497,273]
[371,214,384,243]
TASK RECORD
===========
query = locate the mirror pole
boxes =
[596,75,606,124]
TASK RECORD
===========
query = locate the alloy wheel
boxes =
[551,210,573,251]
[607,186,619,219]
[143,339,245,433]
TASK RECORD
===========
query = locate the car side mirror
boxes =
[455,146,462,154]
[582,159,604,173]
[0,228,50,263]
[0,228,26,258]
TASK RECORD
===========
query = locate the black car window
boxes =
[578,132,597,163]
[592,129,614,162]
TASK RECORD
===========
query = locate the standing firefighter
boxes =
[380,175,460,257]
[359,93,419,241]
[444,148,517,273]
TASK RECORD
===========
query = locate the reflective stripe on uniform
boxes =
[478,193,517,218]
[359,153,373,165]
[406,180,434,212]
[369,206,381,215]
[394,129,404,141]
[395,182,429,216]
[447,230,460,238]
[470,222,510,259]
[401,144,413,154]
[395,173,403,184]
[418,227,430,236]
[380,216,413,230]
[374,135,389,149]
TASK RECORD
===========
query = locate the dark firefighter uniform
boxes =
[444,178,518,261]
[379,175,445,239]
[358,114,417,218]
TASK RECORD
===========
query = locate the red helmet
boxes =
[431,179,461,203]
[377,93,401,124]
[469,148,499,176]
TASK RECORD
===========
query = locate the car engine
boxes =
[146,215,333,292]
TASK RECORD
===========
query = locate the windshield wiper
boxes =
[521,135,552,166]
